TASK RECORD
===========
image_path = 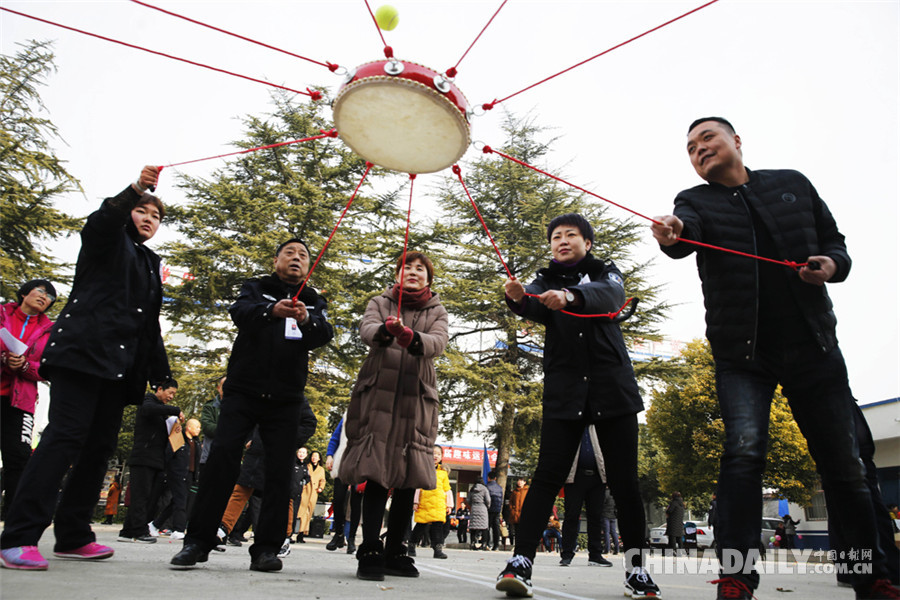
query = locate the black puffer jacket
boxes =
[663,169,851,361]
[507,254,643,421]
[224,274,333,401]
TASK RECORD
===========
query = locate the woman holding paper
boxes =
[0,279,56,520]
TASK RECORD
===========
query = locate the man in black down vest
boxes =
[651,117,895,600]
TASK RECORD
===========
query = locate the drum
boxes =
[332,59,471,174]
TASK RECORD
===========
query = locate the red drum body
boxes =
[333,59,471,174]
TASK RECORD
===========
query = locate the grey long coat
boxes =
[467,482,490,530]
[339,289,449,490]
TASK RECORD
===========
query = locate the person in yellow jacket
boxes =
[408,445,453,559]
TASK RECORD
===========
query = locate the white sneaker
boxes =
[277,537,291,558]
[170,531,185,541]
[147,523,159,538]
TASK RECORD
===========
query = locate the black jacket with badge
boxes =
[39,186,171,404]
[662,168,851,361]
[506,254,643,421]
[224,274,333,401]
[129,392,182,470]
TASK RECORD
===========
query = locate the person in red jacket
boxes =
[1,279,56,520]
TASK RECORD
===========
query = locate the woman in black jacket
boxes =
[1,166,172,570]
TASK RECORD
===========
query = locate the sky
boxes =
[2,0,898,415]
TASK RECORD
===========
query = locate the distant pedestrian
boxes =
[408,445,453,559]
[665,492,685,552]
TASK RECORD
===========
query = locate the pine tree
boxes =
[645,339,819,510]
[430,112,669,491]
[0,40,81,302]
[158,93,405,447]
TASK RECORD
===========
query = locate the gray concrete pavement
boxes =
[1,525,861,600]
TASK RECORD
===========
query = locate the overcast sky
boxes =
[2,1,898,412]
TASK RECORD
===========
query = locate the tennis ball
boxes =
[375,5,399,31]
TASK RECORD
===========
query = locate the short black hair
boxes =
[154,377,179,391]
[276,237,311,258]
[546,213,594,245]
[17,279,58,307]
[488,469,498,480]
[688,117,736,135]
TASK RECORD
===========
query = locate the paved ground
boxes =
[1,525,862,599]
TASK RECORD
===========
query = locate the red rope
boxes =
[482,146,809,271]
[293,162,374,301]
[363,0,391,54]
[453,165,634,319]
[396,174,417,317]
[481,0,720,111]
[447,0,507,79]
[0,6,321,99]
[160,129,338,170]
[129,0,339,73]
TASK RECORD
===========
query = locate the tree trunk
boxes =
[494,399,516,495]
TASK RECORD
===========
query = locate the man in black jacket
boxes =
[496,214,659,599]
[119,378,182,542]
[171,238,333,573]
[1,166,172,571]
[651,117,895,600]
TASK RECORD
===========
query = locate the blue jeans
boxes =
[714,342,883,590]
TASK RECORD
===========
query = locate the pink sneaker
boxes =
[53,542,114,560]
[1,546,49,570]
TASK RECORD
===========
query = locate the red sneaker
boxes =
[1,546,49,570]
[54,542,114,560]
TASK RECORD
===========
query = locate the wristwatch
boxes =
[562,288,575,304]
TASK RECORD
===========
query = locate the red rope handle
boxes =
[160,129,338,170]
[482,146,809,271]
[453,165,632,319]
[447,0,508,78]
[363,0,391,55]
[396,174,417,317]
[0,6,321,99]
[481,0,720,111]
[292,162,374,301]
[128,0,339,72]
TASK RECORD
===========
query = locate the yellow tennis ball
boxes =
[375,5,399,31]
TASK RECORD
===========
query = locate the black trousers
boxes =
[1,395,35,518]
[488,511,502,549]
[185,393,301,560]
[153,471,190,533]
[410,520,445,548]
[560,469,605,561]
[456,518,468,543]
[513,414,646,568]
[361,482,414,556]
[120,465,163,537]
[0,369,124,551]
[331,478,362,539]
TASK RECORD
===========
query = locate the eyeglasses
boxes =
[33,288,56,302]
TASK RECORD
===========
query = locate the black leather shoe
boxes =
[170,544,209,569]
[326,532,345,551]
[249,552,282,572]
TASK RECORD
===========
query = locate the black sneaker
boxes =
[226,536,242,547]
[250,552,282,572]
[385,553,419,577]
[496,555,533,597]
[117,535,156,544]
[624,566,661,598]
[357,541,386,581]
[855,579,900,600]
[559,556,572,566]
[170,544,209,569]
[588,556,613,567]
[709,576,754,599]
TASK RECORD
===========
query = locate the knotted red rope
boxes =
[158,129,338,172]
[128,0,339,73]
[363,0,391,56]
[0,6,322,99]
[480,146,810,271]
[396,174,417,317]
[446,0,508,79]
[293,162,374,301]
[452,165,634,319]
[481,0,720,111]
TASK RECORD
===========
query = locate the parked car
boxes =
[648,521,714,549]
[760,517,782,547]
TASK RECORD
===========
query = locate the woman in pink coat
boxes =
[0,279,56,519]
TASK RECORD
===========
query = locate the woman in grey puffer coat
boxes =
[468,481,491,549]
